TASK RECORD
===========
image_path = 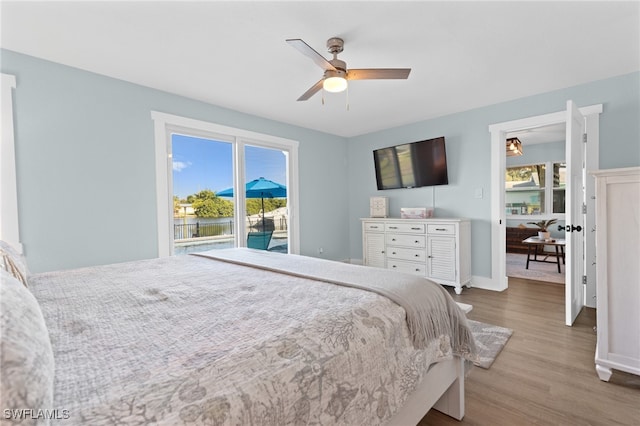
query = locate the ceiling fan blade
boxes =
[286,39,336,71]
[297,79,324,101]
[347,68,411,80]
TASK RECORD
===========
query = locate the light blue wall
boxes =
[2,49,350,272]
[347,72,640,278]
[3,47,638,277]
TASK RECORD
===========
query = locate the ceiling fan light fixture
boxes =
[323,76,348,93]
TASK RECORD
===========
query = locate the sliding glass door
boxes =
[171,134,235,254]
[152,111,299,257]
[243,144,288,252]
[171,138,290,254]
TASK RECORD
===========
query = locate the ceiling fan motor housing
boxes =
[324,68,347,81]
[324,56,347,80]
[328,58,347,72]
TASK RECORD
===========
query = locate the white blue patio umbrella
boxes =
[217,177,287,232]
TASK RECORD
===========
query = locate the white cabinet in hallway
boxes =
[361,218,471,294]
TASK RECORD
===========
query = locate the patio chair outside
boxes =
[247,231,273,250]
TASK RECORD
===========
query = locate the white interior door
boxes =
[565,100,586,325]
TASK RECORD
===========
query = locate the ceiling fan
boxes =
[286,37,411,101]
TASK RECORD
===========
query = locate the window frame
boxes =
[152,111,300,257]
[505,160,566,220]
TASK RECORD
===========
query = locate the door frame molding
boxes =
[487,104,602,303]
[0,73,21,252]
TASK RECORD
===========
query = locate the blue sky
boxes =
[171,134,287,199]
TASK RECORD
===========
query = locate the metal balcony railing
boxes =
[174,216,287,241]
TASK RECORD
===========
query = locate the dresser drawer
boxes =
[386,247,426,261]
[386,234,426,248]
[364,222,385,232]
[427,224,455,235]
[387,259,426,276]
[385,223,426,233]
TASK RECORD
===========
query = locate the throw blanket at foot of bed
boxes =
[195,248,476,359]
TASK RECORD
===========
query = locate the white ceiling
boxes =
[508,122,567,146]
[1,1,638,138]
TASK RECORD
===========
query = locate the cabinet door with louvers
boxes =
[427,236,456,282]
[364,231,386,268]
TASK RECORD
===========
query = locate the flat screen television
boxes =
[373,136,448,190]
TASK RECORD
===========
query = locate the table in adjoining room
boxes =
[522,237,566,273]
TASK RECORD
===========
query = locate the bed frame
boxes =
[388,356,465,424]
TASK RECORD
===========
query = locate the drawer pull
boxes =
[370,226,379,229]
[411,227,422,230]
[389,226,398,229]
[414,240,419,243]
[415,268,420,272]
[392,252,397,255]
[415,254,420,257]
[392,238,396,241]
[392,265,397,268]
[435,228,447,231]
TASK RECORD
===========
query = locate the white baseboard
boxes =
[471,275,507,292]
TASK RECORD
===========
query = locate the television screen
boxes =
[373,137,448,190]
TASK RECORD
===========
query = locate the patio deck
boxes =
[174,231,287,255]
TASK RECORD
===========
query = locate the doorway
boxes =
[488,103,602,325]
[503,124,567,286]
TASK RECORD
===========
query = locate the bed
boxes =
[1,243,476,425]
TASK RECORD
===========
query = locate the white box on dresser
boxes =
[361,218,471,294]
[591,167,640,381]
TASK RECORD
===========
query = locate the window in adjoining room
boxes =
[505,162,565,217]
[552,162,566,214]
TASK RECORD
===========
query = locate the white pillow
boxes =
[0,269,55,424]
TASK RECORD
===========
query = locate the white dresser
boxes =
[361,218,471,294]
[591,167,640,381]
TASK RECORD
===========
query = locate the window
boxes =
[505,162,565,217]
[152,112,299,257]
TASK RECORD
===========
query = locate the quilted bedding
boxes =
[28,249,472,425]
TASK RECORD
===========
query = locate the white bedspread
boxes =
[196,248,475,353]
[29,249,473,425]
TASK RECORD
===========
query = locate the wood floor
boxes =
[420,277,640,426]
